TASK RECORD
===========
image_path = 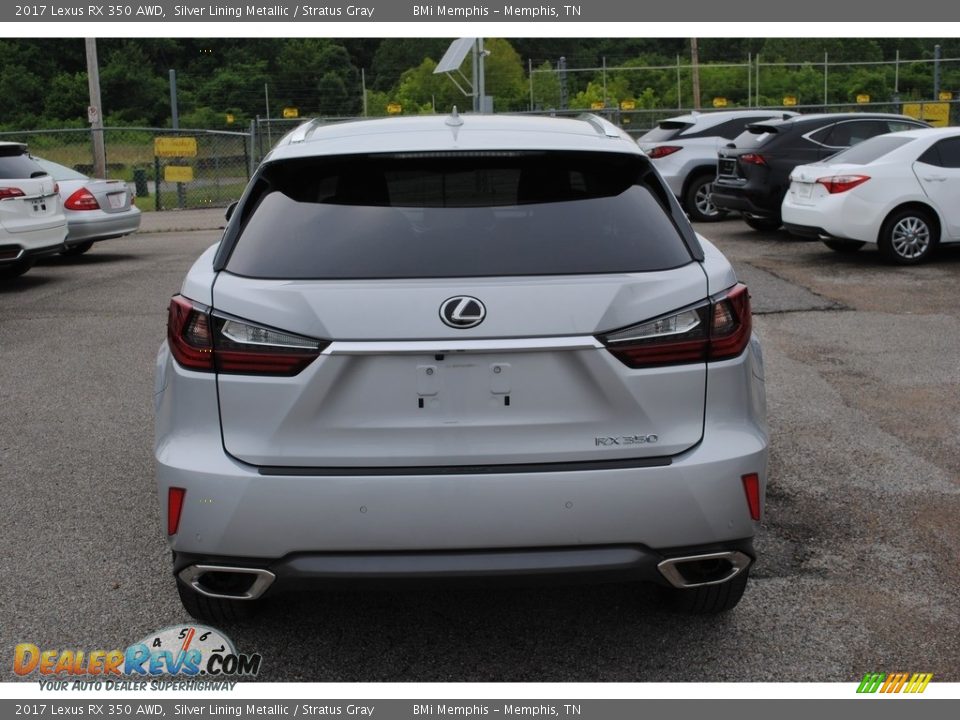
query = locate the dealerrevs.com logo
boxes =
[15,625,261,689]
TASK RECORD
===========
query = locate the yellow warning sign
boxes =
[164,165,194,183]
[902,102,950,128]
[154,137,198,158]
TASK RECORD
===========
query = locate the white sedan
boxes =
[33,157,141,256]
[782,126,960,264]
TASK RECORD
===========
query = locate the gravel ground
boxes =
[1,219,958,682]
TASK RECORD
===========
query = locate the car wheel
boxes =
[879,208,937,265]
[176,579,260,624]
[0,260,34,279]
[822,239,865,254]
[684,173,727,223]
[61,241,94,256]
[665,567,749,614]
[743,215,782,232]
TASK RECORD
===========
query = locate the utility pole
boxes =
[85,38,106,179]
[558,56,568,110]
[690,38,701,111]
[361,68,368,117]
[476,38,486,112]
[169,69,185,209]
[934,44,942,99]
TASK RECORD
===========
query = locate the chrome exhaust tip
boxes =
[178,565,276,600]
[657,551,751,589]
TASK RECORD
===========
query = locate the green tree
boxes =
[481,39,528,112]
[530,61,560,110]
[99,42,168,125]
[393,58,460,114]
[369,38,452,91]
[273,39,361,115]
[43,72,89,123]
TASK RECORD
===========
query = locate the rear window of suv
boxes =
[638,121,694,142]
[0,153,46,180]
[224,151,695,280]
[730,124,781,149]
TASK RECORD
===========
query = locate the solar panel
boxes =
[434,38,475,74]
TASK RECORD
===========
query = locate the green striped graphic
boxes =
[857,673,886,693]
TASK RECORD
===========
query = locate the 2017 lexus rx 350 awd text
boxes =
[155,113,768,622]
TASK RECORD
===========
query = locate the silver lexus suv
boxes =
[155,113,768,622]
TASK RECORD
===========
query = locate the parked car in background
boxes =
[0,142,67,279]
[637,109,797,221]
[33,157,141,256]
[712,113,930,231]
[157,113,768,623]
[782,127,960,264]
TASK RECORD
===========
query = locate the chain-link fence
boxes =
[514,99,960,138]
[0,127,253,210]
[5,96,957,213]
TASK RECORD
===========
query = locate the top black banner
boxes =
[4,0,960,22]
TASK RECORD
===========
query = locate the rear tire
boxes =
[684,173,727,223]
[878,208,937,265]
[61,241,94,256]
[665,568,750,614]
[743,215,782,232]
[822,239,865,254]
[0,260,33,279]
[176,579,260,624]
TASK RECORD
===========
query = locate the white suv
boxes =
[638,110,797,222]
[0,142,67,279]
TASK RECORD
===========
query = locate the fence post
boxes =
[246,120,255,178]
[154,156,161,212]
[824,52,829,108]
[528,58,534,111]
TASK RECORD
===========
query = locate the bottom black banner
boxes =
[1,699,957,720]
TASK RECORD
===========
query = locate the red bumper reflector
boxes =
[168,487,186,535]
[741,473,761,521]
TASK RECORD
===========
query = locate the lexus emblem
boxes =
[440,296,486,329]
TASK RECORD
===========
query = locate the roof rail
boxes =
[284,119,324,145]
[576,113,622,138]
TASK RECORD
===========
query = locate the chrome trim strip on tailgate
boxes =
[256,455,673,476]
[323,336,604,355]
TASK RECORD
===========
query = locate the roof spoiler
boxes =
[0,142,28,157]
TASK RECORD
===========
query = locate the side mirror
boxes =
[225,201,238,222]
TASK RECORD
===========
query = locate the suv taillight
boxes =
[647,145,682,159]
[599,284,752,368]
[167,295,326,376]
[740,153,767,166]
[0,187,25,199]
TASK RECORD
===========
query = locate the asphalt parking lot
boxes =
[2,214,959,682]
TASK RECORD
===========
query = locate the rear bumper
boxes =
[65,208,141,244]
[781,195,883,244]
[172,540,756,597]
[0,238,66,265]
[0,221,67,264]
[711,187,777,218]
[783,223,831,240]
